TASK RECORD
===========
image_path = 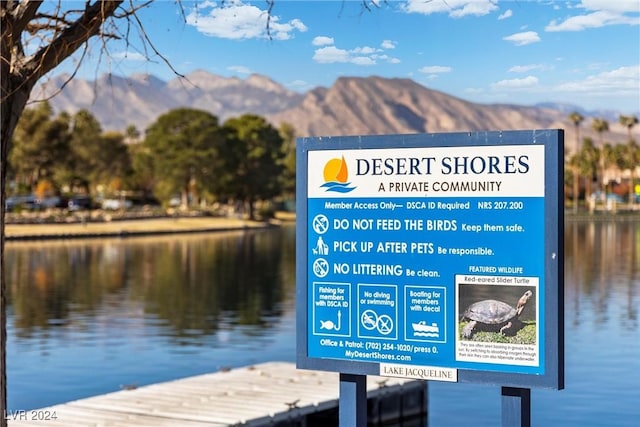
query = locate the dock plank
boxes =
[9,362,423,427]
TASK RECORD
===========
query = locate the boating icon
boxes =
[412,321,440,337]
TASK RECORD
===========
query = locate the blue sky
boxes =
[60,0,640,113]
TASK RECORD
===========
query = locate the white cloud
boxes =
[185,1,307,40]
[353,46,377,55]
[381,40,397,50]
[491,76,540,89]
[546,1,639,32]
[418,65,452,74]
[503,31,541,46]
[112,51,146,61]
[313,46,350,64]
[509,64,548,73]
[312,39,399,66]
[402,0,498,17]
[313,36,334,46]
[546,10,639,32]
[580,0,640,14]
[498,9,513,20]
[228,65,251,75]
[554,65,640,94]
[352,57,376,66]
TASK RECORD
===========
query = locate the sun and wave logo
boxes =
[321,156,356,193]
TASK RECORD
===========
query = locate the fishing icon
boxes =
[320,310,342,331]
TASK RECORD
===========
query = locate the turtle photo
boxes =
[460,290,533,340]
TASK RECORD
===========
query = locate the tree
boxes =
[569,112,584,154]
[143,108,223,207]
[68,109,103,193]
[9,101,71,193]
[568,112,584,212]
[591,118,609,192]
[98,131,133,194]
[619,114,639,142]
[591,118,609,146]
[576,137,600,200]
[278,122,297,200]
[63,110,132,196]
[129,143,156,201]
[619,115,639,204]
[0,0,378,418]
[600,143,618,194]
[616,140,640,205]
[124,124,141,145]
[221,114,285,220]
[0,2,160,419]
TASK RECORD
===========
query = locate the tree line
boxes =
[8,102,296,220]
[567,112,639,210]
[10,103,639,217]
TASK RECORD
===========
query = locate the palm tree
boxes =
[623,142,639,205]
[630,142,640,205]
[591,118,609,145]
[576,137,600,203]
[569,112,585,151]
[619,115,639,142]
[569,112,584,212]
[601,143,618,194]
[591,118,609,193]
[612,142,639,205]
[619,115,639,204]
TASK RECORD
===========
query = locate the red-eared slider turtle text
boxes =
[461,290,533,339]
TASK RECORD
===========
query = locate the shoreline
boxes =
[4,216,292,241]
[4,209,640,241]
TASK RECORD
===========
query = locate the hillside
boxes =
[31,72,631,151]
[267,76,564,136]
[31,70,303,131]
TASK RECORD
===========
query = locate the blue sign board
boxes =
[296,131,564,390]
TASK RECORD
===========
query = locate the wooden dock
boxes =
[8,362,426,426]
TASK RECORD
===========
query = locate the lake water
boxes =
[6,221,640,426]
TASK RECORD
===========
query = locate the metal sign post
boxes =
[339,374,367,427]
[296,130,564,425]
[502,387,531,427]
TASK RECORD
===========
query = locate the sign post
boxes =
[296,130,564,424]
[339,373,367,427]
[502,387,531,427]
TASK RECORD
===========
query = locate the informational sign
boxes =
[296,131,564,390]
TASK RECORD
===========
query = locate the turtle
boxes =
[460,290,533,339]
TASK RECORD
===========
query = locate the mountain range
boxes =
[31,70,632,150]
